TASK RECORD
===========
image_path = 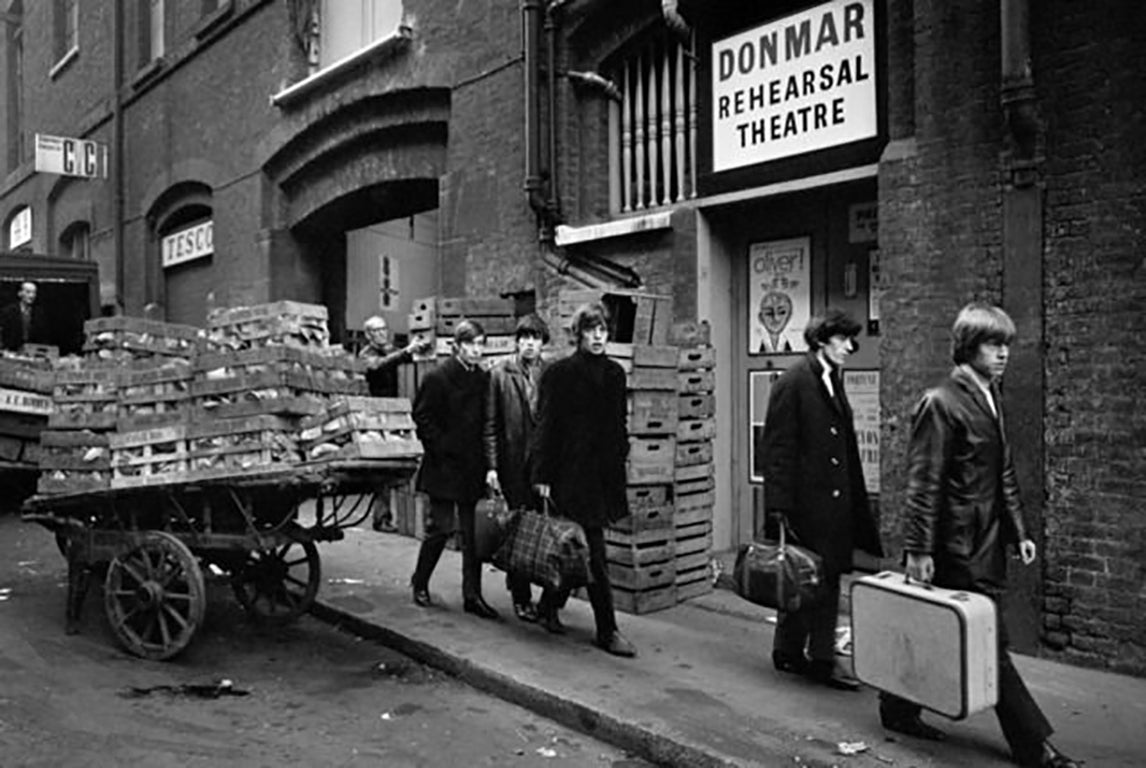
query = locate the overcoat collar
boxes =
[807,352,845,414]
[950,366,1002,427]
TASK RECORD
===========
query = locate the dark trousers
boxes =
[879,600,1052,764]
[536,525,617,641]
[411,497,483,601]
[774,573,842,663]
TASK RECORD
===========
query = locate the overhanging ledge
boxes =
[554,211,674,247]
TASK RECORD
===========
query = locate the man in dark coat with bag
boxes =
[483,313,550,622]
[760,309,883,689]
[877,303,1078,768]
[531,303,636,657]
[409,319,499,620]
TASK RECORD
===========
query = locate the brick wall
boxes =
[1036,2,1146,676]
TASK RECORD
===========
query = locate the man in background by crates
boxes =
[359,315,429,532]
[878,303,1078,768]
[1,282,46,351]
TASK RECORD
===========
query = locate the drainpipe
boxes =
[544,0,567,227]
[112,0,125,313]
[999,0,1045,651]
[522,0,548,232]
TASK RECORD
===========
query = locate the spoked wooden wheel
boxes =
[103,531,206,660]
[230,531,321,624]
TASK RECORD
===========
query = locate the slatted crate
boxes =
[110,425,191,488]
[556,289,672,346]
[605,527,677,615]
[668,320,712,347]
[299,397,422,462]
[49,369,118,430]
[36,430,112,494]
[676,417,716,444]
[0,359,54,394]
[116,360,192,428]
[611,502,674,533]
[191,370,327,419]
[627,390,678,436]
[437,296,516,317]
[205,300,330,351]
[677,369,716,394]
[677,345,716,371]
[673,492,715,603]
[196,346,367,396]
[83,316,202,360]
[678,393,715,420]
[626,437,676,485]
[186,415,301,477]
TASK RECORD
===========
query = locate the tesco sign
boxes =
[162,220,213,269]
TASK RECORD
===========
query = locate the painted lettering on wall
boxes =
[711,0,877,172]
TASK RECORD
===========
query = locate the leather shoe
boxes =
[540,609,565,634]
[806,659,861,691]
[880,714,947,741]
[597,631,637,658]
[463,597,500,621]
[412,586,432,607]
[1028,741,1079,768]
[772,650,809,675]
[513,602,539,623]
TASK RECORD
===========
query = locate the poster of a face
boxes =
[748,237,811,354]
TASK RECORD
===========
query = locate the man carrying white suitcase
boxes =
[879,303,1078,768]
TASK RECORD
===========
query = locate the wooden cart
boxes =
[21,459,416,660]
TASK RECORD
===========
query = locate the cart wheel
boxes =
[230,532,320,624]
[103,531,206,660]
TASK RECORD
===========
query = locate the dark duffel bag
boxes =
[491,498,590,592]
[732,524,826,612]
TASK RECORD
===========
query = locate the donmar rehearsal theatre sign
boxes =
[711,0,877,172]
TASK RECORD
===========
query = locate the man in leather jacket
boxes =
[879,303,1078,768]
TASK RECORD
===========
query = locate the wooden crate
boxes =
[607,560,676,591]
[678,393,715,420]
[191,371,327,415]
[632,345,679,368]
[196,347,365,395]
[187,415,300,476]
[84,316,201,359]
[435,315,516,336]
[677,346,716,371]
[628,367,678,391]
[110,425,191,488]
[0,360,54,394]
[676,417,716,443]
[627,437,675,485]
[49,399,117,430]
[626,484,671,509]
[612,583,676,615]
[673,502,713,529]
[611,503,674,533]
[676,489,715,515]
[674,520,713,558]
[0,386,54,419]
[605,527,674,567]
[437,296,515,317]
[300,399,422,462]
[206,301,330,350]
[37,430,112,494]
[668,320,712,347]
[628,390,678,435]
[678,370,716,394]
[675,440,713,466]
[675,474,715,497]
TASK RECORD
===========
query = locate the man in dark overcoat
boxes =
[410,319,499,619]
[531,303,635,657]
[761,309,882,689]
[0,281,47,351]
[878,303,1078,768]
[483,313,549,622]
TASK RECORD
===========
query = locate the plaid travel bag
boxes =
[491,498,591,592]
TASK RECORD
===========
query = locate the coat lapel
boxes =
[952,367,1001,431]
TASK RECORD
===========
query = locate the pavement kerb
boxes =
[310,599,803,768]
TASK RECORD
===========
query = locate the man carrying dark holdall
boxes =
[760,308,883,691]
[483,313,550,623]
[531,302,635,658]
[878,303,1078,768]
[409,319,499,620]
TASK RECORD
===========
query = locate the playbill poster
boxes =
[748,236,811,355]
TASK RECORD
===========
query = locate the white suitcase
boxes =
[850,571,998,719]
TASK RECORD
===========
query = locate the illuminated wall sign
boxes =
[162,220,213,269]
[34,133,108,179]
[711,0,877,172]
[9,206,32,247]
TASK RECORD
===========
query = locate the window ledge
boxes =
[554,211,675,247]
[49,46,79,80]
[132,57,166,89]
[193,0,235,41]
[271,25,414,109]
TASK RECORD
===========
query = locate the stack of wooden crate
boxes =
[205,300,330,351]
[606,343,681,615]
[299,397,422,463]
[672,320,716,603]
[83,316,201,363]
[0,356,55,467]
[408,295,518,364]
[191,345,366,421]
[554,289,672,348]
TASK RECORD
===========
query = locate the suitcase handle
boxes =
[903,572,934,590]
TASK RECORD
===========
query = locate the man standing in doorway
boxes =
[878,303,1078,768]
[1,281,46,351]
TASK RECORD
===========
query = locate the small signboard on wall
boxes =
[844,369,880,494]
[748,236,811,355]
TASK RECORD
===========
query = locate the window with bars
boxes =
[607,30,697,214]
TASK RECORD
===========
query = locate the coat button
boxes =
[832,489,841,498]
[831,457,840,466]
[830,427,839,435]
